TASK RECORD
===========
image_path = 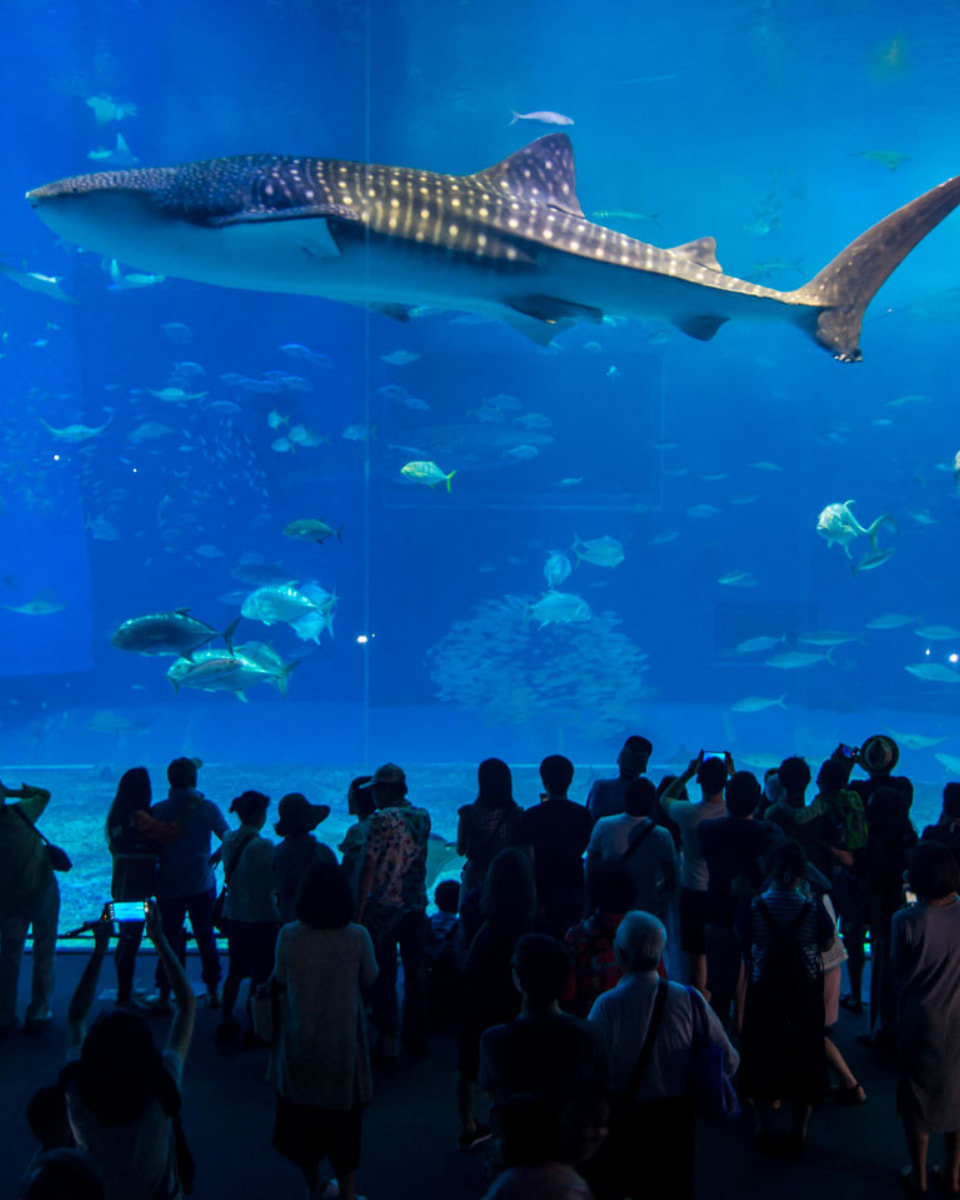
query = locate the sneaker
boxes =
[458,1124,492,1151]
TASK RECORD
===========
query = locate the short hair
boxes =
[697,756,727,794]
[624,777,657,818]
[818,758,850,793]
[778,756,811,795]
[540,754,574,794]
[586,858,637,914]
[434,879,460,914]
[26,1085,68,1138]
[615,911,666,972]
[229,790,269,821]
[761,839,807,885]
[624,735,653,756]
[295,862,354,929]
[944,783,960,821]
[166,757,197,789]
[909,840,960,901]
[725,771,761,818]
[512,934,571,1005]
[20,1150,104,1200]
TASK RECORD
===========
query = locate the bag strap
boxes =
[224,832,257,886]
[621,820,656,863]
[10,803,53,847]
[756,897,811,943]
[625,978,669,1097]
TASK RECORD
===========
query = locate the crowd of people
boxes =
[2,733,960,1200]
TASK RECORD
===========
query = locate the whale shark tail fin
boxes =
[790,173,960,362]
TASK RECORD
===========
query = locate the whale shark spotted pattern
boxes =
[25,134,960,362]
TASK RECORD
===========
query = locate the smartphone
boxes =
[904,890,918,906]
[108,901,147,923]
[839,744,859,760]
[703,751,727,761]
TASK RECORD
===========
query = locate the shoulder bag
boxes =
[685,985,741,1122]
[212,832,257,935]
[11,804,72,872]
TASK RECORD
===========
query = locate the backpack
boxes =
[751,898,821,1027]
[823,788,869,852]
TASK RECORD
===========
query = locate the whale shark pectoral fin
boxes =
[669,236,723,273]
[508,295,605,326]
[672,314,729,340]
[501,307,571,345]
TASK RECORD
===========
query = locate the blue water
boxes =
[1,0,959,906]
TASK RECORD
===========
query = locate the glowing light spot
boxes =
[951,653,960,664]
[53,454,60,461]
[356,634,369,645]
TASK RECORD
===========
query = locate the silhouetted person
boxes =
[563,858,637,1018]
[586,777,677,921]
[273,792,336,926]
[586,736,653,824]
[921,782,960,865]
[516,756,592,938]
[18,1149,105,1200]
[149,758,227,1011]
[457,758,524,903]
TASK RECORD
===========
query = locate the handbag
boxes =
[610,978,668,1130]
[11,805,72,872]
[251,979,283,1045]
[686,985,741,1122]
[213,831,257,934]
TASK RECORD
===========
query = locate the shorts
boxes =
[226,920,279,983]
[273,1096,363,1173]
[679,889,707,956]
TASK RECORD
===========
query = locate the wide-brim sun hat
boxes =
[359,763,407,789]
[274,792,331,836]
[860,734,900,774]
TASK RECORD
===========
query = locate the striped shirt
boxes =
[743,887,833,983]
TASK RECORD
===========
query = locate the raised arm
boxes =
[661,754,703,810]
[145,902,196,1062]
[67,916,112,1051]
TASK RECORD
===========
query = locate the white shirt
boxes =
[662,796,727,891]
[586,815,677,917]
[589,971,739,1103]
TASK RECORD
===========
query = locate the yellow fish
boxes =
[401,461,456,492]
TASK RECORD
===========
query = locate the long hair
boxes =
[60,1010,194,1191]
[477,758,514,810]
[105,767,151,845]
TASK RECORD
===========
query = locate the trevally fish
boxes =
[817,500,888,557]
[283,519,343,544]
[26,134,960,364]
[544,550,572,590]
[735,636,786,654]
[111,608,239,658]
[572,534,624,568]
[528,591,591,629]
[915,625,960,641]
[866,612,917,630]
[401,461,456,491]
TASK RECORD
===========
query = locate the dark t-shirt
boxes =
[478,1011,608,1106]
[851,774,913,810]
[699,817,782,928]
[515,799,592,894]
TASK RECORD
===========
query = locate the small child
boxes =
[426,879,463,1031]
[25,1083,74,1167]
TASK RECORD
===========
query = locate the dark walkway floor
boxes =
[0,950,915,1200]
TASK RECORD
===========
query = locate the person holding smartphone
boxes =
[61,903,197,1200]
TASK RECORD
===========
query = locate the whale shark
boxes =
[25,134,960,362]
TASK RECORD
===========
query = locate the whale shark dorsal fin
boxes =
[471,134,583,218]
[669,237,723,273]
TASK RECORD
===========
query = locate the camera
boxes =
[107,900,148,923]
